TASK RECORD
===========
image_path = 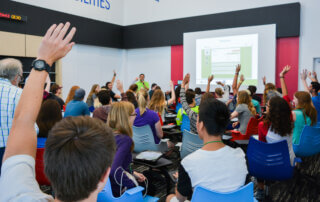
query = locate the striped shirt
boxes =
[0,78,22,148]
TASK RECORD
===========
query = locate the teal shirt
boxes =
[292,109,311,144]
[251,99,261,114]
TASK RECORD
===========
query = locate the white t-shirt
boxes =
[266,129,295,166]
[181,145,248,193]
[0,155,54,202]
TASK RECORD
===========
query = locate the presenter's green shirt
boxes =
[136,81,150,91]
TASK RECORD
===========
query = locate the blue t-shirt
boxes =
[312,93,320,121]
[64,100,90,117]
[134,108,160,144]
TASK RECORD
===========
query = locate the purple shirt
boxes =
[134,108,160,144]
[110,134,135,197]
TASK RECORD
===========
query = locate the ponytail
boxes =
[137,89,148,116]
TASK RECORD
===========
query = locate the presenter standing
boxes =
[135,73,150,91]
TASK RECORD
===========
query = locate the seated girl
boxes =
[36,99,62,148]
[134,89,163,144]
[108,102,146,197]
[230,90,256,134]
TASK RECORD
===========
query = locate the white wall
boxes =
[123,0,320,91]
[60,45,171,100]
[61,44,125,101]
[125,47,171,91]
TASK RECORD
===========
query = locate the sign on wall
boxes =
[11,0,123,25]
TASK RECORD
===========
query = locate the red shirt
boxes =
[258,121,270,142]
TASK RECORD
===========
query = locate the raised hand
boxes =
[170,80,174,88]
[240,74,245,82]
[300,69,308,81]
[216,81,223,86]
[182,73,190,87]
[208,75,214,83]
[262,76,266,85]
[235,64,241,73]
[116,80,124,93]
[280,65,291,77]
[37,22,76,66]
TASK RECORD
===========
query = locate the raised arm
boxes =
[3,22,76,161]
[236,74,245,91]
[262,76,266,86]
[44,75,51,92]
[232,64,241,94]
[110,70,116,87]
[206,75,214,93]
[300,69,310,92]
[308,71,318,83]
[279,65,291,97]
[116,80,128,101]
[167,80,176,105]
[180,74,197,121]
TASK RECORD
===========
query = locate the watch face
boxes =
[34,60,45,69]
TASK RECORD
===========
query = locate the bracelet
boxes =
[280,76,284,78]
[114,74,116,77]
[235,73,239,75]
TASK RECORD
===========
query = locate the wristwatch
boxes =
[31,60,50,73]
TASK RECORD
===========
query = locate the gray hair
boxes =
[0,58,23,81]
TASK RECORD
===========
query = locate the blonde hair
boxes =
[107,101,135,139]
[137,89,149,116]
[65,86,80,105]
[294,91,317,125]
[149,89,165,115]
[88,84,99,100]
[263,83,277,105]
[238,90,256,116]
[215,88,224,97]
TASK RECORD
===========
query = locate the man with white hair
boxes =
[0,58,24,170]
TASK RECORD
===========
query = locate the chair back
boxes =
[231,116,262,141]
[293,125,320,157]
[180,130,203,159]
[247,137,294,180]
[35,148,51,186]
[133,125,164,153]
[181,114,190,132]
[191,182,255,202]
[97,180,149,202]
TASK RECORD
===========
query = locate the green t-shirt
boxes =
[176,106,199,126]
[136,80,150,91]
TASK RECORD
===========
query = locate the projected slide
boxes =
[196,34,258,85]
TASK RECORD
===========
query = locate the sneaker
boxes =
[254,189,265,201]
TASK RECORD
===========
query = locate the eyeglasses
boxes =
[18,74,24,82]
[130,113,137,117]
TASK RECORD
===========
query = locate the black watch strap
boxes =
[31,60,50,73]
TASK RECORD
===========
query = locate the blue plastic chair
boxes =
[180,130,203,159]
[132,125,168,153]
[97,180,158,202]
[181,114,190,132]
[191,182,256,202]
[246,137,301,181]
[293,125,320,157]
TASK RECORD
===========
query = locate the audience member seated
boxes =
[194,87,202,106]
[300,69,320,121]
[149,83,157,99]
[230,90,256,134]
[135,73,149,91]
[65,85,80,106]
[248,85,262,104]
[108,101,146,197]
[176,90,199,130]
[215,81,230,104]
[49,83,65,109]
[134,89,163,144]
[105,70,121,102]
[64,88,90,117]
[93,90,111,123]
[126,90,138,108]
[149,81,176,124]
[86,84,100,111]
[263,83,281,106]
[36,99,62,148]
[292,91,317,144]
[0,58,24,170]
[0,22,116,202]
[166,98,248,202]
[179,74,214,134]
[174,85,182,113]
